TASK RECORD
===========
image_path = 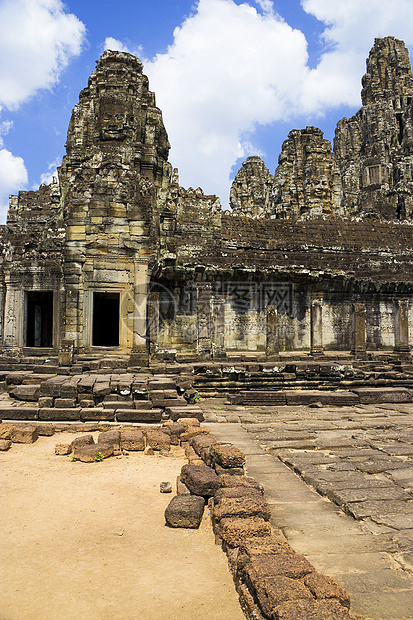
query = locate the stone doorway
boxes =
[92,292,120,347]
[26,291,54,347]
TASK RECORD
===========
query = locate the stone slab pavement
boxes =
[202,399,413,620]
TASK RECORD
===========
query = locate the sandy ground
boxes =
[0,432,245,620]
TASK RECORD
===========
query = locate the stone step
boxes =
[115,409,163,423]
[351,387,412,404]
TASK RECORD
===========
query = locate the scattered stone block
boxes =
[11,425,39,443]
[220,474,264,494]
[9,384,40,402]
[72,443,114,462]
[190,434,217,456]
[165,495,205,528]
[210,443,246,468]
[215,464,244,476]
[55,443,72,455]
[0,438,12,451]
[176,475,191,495]
[97,430,120,447]
[0,424,14,440]
[180,463,221,497]
[180,426,210,442]
[34,423,55,436]
[145,429,171,451]
[70,434,94,449]
[120,429,145,451]
[218,516,272,547]
[213,495,271,522]
[275,599,353,619]
[160,481,172,493]
[303,573,351,609]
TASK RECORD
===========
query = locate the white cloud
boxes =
[300,0,413,110]
[145,0,308,204]
[0,0,86,110]
[103,36,144,59]
[33,157,61,189]
[0,149,28,221]
[0,0,85,222]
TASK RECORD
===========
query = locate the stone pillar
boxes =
[212,296,226,358]
[351,302,366,356]
[266,305,279,359]
[3,286,22,356]
[310,294,323,356]
[130,258,150,366]
[394,298,410,353]
[58,339,74,366]
[147,290,160,355]
[197,284,212,359]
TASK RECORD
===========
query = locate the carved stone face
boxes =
[98,98,131,141]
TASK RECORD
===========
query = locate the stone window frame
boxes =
[364,164,382,187]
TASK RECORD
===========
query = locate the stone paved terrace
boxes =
[201,399,413,620]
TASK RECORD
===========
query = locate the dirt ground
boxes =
[0,432,245,620]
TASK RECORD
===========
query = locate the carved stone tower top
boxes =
[361,36,413,105]
[60,50,170,188]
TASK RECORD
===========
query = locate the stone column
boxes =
[310,294,324,356]
[266,305,279,359]
[212,296,226,358]
[197,283,212,359]
[394,298,410,353]
[351,302,366,356]
[147,290,160,355]
[130,258,150,366]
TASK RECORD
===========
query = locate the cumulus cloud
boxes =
[144,0,308,203]
[0,121,28,219]
[0,0,85,221]
[0,0,86,110]
[300,0,413,110]
[103,36,144,59]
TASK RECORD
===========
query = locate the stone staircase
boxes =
[0,351,412,421]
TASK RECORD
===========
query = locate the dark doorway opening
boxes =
[26,291,54,347]
[93,292,120,346]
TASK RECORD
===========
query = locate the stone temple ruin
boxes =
[0,37,413,419]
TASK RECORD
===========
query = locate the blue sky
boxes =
[1,0,413,222]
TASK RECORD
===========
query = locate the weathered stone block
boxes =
[145,429,171,451]
[54,398,76,408]
[11,425,39,443]
[97,430,120,447]
[10,384,40,401]
[210,444,246,468]
[38,397,54,408]
[217,517,272,547]
[303,573,351,608]
[0,438,12,451]
[180,463,221,497]
[212,495,271,522]
[274,599,353,619]
[120,429,145,451]
[72,443,114,462]
[80,408,115,421]
[351,387,412,404]
[55,443,72,455]
[164,495,205,528]
[39,408,80,421]
[116,408,162,423]
[70,434,95,449]
[220,474,264,494]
